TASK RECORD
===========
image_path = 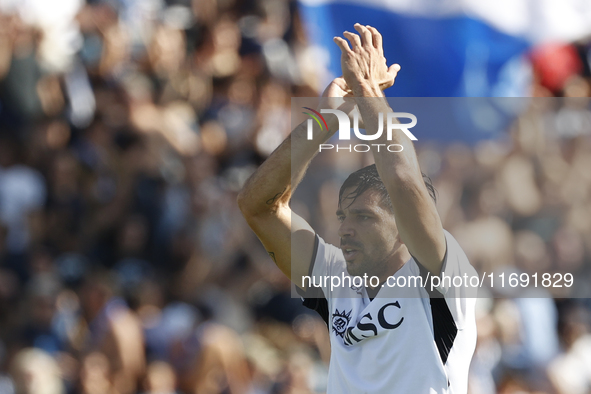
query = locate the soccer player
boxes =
[238,24,477,394]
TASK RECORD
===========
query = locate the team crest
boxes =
[332,309,352,338]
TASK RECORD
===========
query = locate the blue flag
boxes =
[298,0,591,97]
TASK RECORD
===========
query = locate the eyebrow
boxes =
[335,208,375,216]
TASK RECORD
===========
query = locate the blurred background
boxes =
[0,0,591,393]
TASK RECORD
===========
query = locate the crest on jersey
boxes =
[332,309,352,338]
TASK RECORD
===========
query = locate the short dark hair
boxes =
[338,164,436,211]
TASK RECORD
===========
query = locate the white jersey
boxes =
[306,230,477,394]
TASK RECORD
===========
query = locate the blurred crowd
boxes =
[0,0,590,393]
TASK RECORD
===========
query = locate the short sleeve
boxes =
[431,230,478,330]
[303,234,346,300]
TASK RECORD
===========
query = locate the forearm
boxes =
[238,119,335,216]
[354,83,421,179]
[335,23,446,272]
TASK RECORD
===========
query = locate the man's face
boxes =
[337,187,403,277]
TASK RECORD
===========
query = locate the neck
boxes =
[370,245,412,290]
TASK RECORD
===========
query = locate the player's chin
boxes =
[346,260,363,277]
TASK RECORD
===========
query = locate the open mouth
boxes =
[342,248,359,260]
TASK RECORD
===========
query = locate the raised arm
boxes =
[334,24,446,275]
[237,79,356,287]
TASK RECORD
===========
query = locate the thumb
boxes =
[388,64,401,80]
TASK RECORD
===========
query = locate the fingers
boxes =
[343,31,362,51]
[333,37,351,54]
[366,25,383,54]
[340,24,383,54]
[333,24,399,92]
[353,23,373,49]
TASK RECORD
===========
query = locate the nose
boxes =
[338,219,355,239]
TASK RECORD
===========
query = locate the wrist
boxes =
[352,81,383,98]
[312,105,341,137]
[325,116,341,135]
[299,117,334,142]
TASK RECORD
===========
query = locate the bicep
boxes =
[244,205,316,287]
